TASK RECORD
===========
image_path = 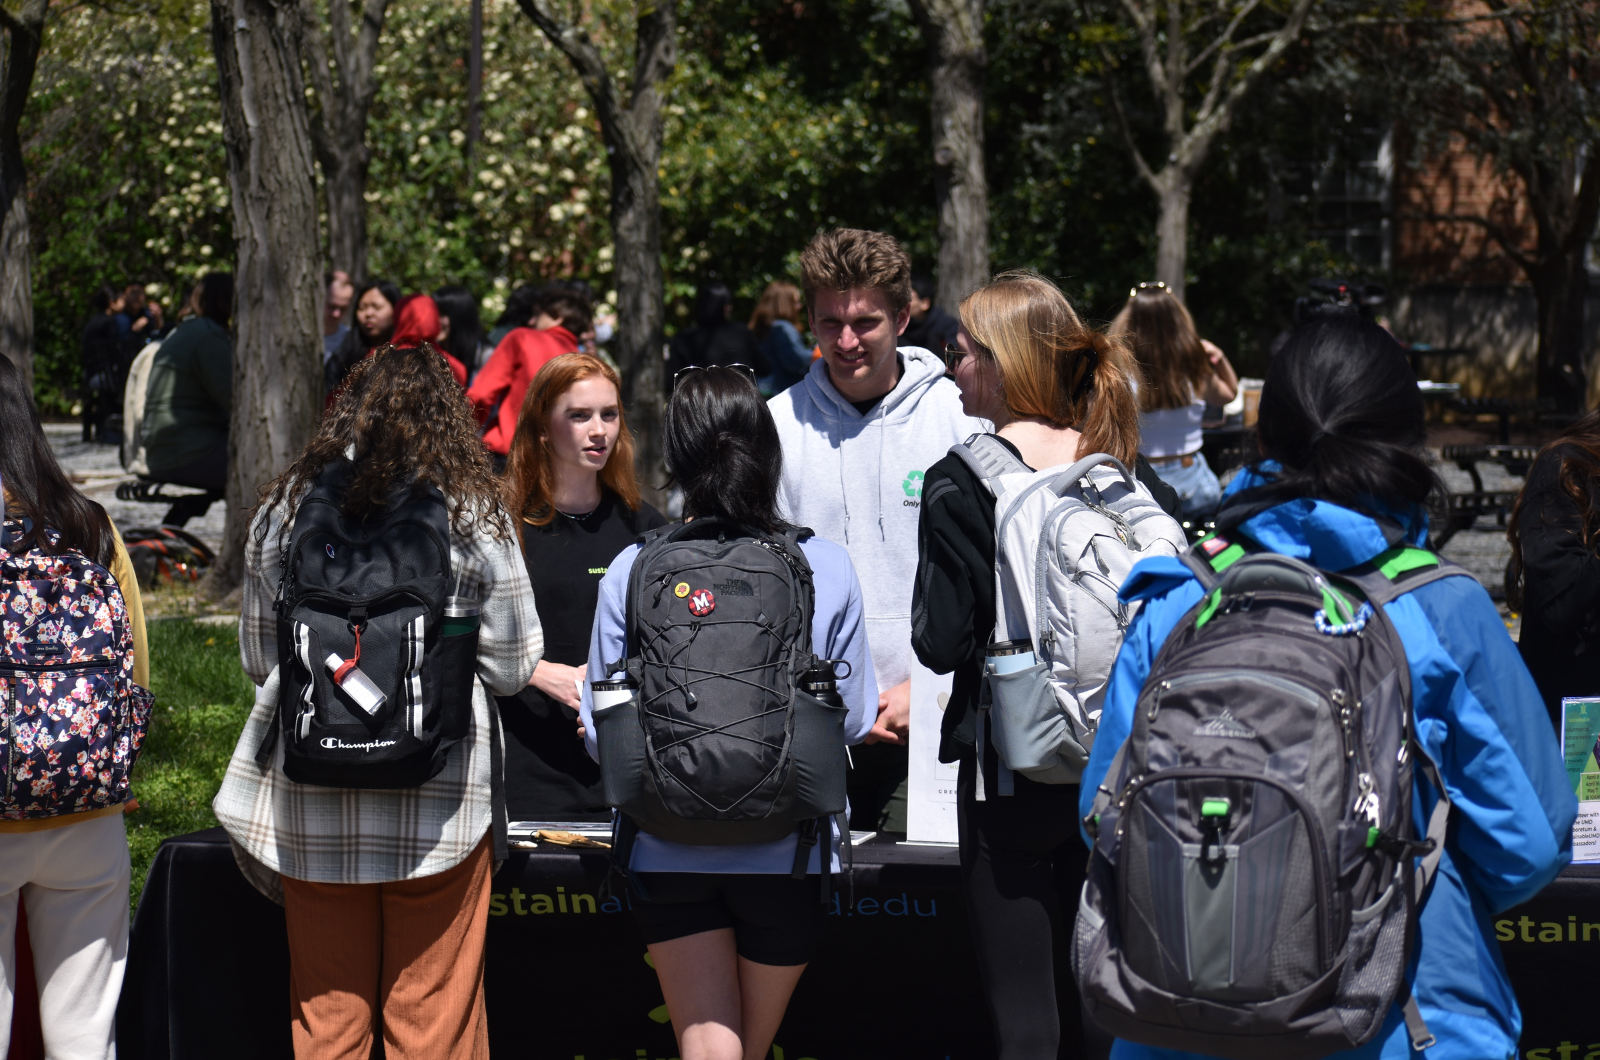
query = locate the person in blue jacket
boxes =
[1080,317,1575,1060]
[580,364,877,1060]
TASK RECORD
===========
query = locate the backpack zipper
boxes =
[0,659,119,674]
[1140,669,1340,757]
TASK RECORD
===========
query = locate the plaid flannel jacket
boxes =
[213,497,542,895]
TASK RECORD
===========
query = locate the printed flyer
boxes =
[1560,696,1600,863]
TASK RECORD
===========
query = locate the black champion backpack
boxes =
[1073,527,1467,1059]
[262,460,479,788]
[592,517,850,865]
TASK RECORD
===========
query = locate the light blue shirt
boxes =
[580,533,877,873]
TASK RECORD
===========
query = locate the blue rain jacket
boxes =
[1079,472,1576,1060]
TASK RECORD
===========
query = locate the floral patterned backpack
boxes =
[1,518,153,819]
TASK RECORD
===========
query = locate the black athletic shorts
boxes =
[630,872,823,967]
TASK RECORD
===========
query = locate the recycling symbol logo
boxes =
[902,470,924,498]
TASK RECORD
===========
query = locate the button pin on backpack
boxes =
[688,589,716,617]
[673,582,691,598]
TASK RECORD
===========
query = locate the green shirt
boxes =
[142,317,231,476]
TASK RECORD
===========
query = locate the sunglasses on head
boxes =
[672,363,760,388]
[1130,280,1170,298]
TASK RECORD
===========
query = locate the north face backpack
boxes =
[592,517,849,871]
[1,518,154,819]
[950,435,1187,787]
[1072,528,1464,1059]
[263,460,478,788]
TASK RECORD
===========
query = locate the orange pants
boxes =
[281,836,493,1060]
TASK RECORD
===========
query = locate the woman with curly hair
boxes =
[213,343,543,1060]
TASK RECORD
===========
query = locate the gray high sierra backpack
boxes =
[592,518,850,889]
[1073,528,1463,1059]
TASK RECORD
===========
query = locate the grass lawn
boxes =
[124,616,255,904]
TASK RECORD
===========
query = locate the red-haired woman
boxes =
[500,352,666,821]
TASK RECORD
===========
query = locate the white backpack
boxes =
[951,434,1186,788]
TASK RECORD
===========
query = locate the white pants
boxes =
[0,813,130,1060]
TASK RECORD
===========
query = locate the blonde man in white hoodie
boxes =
[767,228,988,832]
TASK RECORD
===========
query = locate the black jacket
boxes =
[1516,445,1600,729]
[911,435,1181,762]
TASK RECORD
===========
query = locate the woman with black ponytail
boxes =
[1080,317,1573,1060]
[578,366,876,1060]
[910,271,1181,1060]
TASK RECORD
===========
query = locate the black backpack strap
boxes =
[605,813,649,902]
[789,815,844,907]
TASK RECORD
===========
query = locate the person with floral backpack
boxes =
[0,354,152,1060]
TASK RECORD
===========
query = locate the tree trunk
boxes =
[1534,244,1590,413]
[0,0,48,397]
[321,146,369,281]
[466,0,482,164]
[208,0,324,595]
[610,140,666,505]
[1154,173,1192,302]
[0,160,33,397]
[910,0,988,309]
[300,0,386,282]
[514,0,675,507]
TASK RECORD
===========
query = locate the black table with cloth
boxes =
[114,829,996,1059]
[112,828,1600,1059]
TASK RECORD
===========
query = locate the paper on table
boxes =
[907,663,958,844]
[1560,697,1600,863]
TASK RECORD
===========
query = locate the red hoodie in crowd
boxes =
[391,295,467,386]
[465,324,579,455]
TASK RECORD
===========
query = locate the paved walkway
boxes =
[44,423,227,552]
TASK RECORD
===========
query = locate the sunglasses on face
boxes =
[672,363,760,388]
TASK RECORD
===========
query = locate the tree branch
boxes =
[1399,208,1536,273]
[0,5,27,37]
[1185,0,1263,79]
[1186,0,1315,150]
[515,0,630,158]
[1096,42,1159,192]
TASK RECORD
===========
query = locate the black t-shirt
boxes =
[500,489,667,820]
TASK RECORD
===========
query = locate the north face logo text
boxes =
[1194,710,1257,739]
[713,579,754,597]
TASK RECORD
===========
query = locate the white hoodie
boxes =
[769,346,989,693]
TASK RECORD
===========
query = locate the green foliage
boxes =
[358,0,613,309]
[23,0,1402,403]
[124,618,255,907]
[25,0,230,413]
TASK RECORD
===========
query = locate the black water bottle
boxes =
[800,661,846,709]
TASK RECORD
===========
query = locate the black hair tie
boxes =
[1071,345,1099,402]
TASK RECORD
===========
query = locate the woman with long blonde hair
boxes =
[501,352,666,820]
[912,271,1179,1060]
[1112,283,1238,516]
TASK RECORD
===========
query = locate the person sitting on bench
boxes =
[141,272,232,521]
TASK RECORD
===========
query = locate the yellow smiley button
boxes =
[673,582,691,598]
